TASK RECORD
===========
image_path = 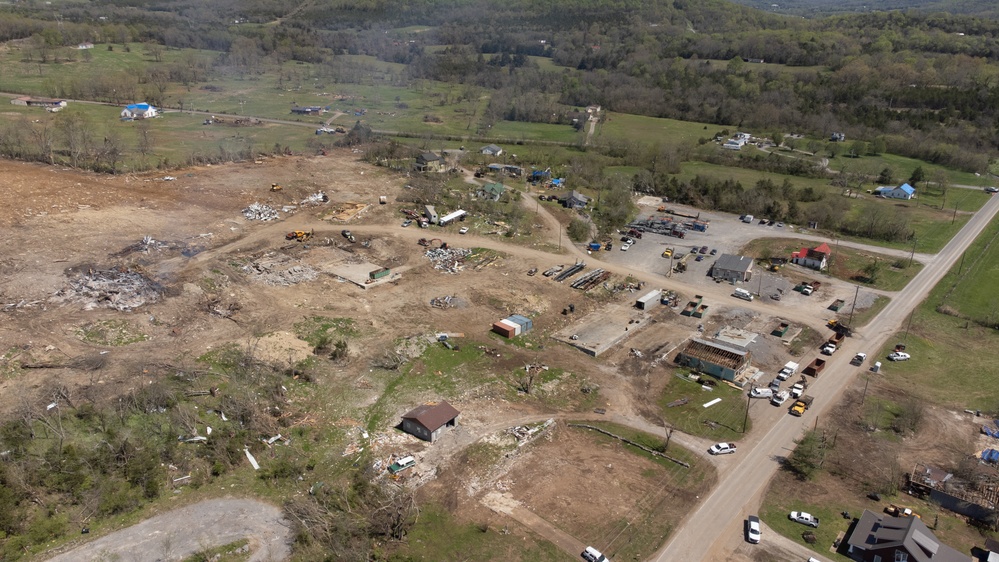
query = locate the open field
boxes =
[658,373,751,442]
[597,112,728,146]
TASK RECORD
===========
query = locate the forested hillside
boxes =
[729,0,999,18]
[1,0,999,170]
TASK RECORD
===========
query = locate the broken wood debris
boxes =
[242,254,318,285]
[425,247,472,274]
[430,295,454,309]
[54,267,162,311]
[506,418,555,446]
[299,191,329,206]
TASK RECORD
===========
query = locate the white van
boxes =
[733,288,753,302]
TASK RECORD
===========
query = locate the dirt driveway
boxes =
[44,498,290,562]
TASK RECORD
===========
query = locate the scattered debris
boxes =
[666,397,689,408]
[243,254,319,285]
[300,191,329,206]
[430,295,455,309]
[425,247,472,274]
[506,419,555,446]
[244,447,260,470]
[55,267,162,311]
[242,202,279,221]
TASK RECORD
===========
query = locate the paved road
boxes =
[654,192,999,561]
[45,498,290,562]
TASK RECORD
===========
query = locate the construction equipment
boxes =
[285,229,314,242]
[418,238,444,248]
[270,183,282,192]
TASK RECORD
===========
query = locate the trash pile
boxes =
[300,191,329,206]
[242,254,318,286]
[242,203,279,221]
[55,267,162,311]
[425,247,471,274]
[430,295,454,309]
[113,235,178,256]
[506,418,555,447]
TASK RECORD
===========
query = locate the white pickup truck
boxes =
[770,390,790,406]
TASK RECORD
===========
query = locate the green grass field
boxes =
[870,214,999,410]
[597,112,727,146]
[658,372,751,441]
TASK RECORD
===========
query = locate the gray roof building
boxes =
[846,510,970,562]
[711,254,754,283]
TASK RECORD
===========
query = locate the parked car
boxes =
[662,248,674,258]
[746,515,762,544]
[691,247,699,254]
[986,186,999,193]
[887,351,911,361]
[581,546,608,562]
[695,255,704,261]
[776,222,784,227]
[699,246,708,254]
[621,243,631,251]
[750,387,774,399]
[708,442,737,455]
[769,378,782,392]
[789,511,820,528]
[710,248,717,255]
[458,227,469,234]
[401,220,412,227]
[850,352,867,366]
[821,343,837,355]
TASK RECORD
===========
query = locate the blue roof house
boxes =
[884,183,916,200]
[121,103,158,119]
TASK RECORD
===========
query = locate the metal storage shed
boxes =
[401,401,460,442]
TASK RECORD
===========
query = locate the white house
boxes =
[875,183,916,200]
[480,144,503,157]
[791,243,831,271]
[121,103,158,120]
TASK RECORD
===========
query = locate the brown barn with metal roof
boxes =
[401,401,460,442]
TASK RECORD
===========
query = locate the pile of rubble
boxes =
[430,295,454,309]
[113,235,179,256]
[242,203,279,221]
[55,268,162,311]
[242,254,318,286]
[300,191,330,206]
[425,247,471,274]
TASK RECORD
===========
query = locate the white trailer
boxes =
[438,209,467,226]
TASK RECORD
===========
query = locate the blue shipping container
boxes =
[508,314,533,332]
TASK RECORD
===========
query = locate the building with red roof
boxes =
[791,242,831,271]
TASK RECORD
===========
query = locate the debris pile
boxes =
[56,268,162,311]
[242,203,279,221]
[300,191,330,206]
[242,254,318,285]
[506,418,555,447]
[425,247,471,274]
[430,295,454,309]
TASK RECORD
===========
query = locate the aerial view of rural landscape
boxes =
[3,0,999,561]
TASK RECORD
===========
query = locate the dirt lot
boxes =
[0,153,724,560]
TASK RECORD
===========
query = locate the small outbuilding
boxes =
[401,401,460,443]
[710,254,754,283]
[480,144,503,156]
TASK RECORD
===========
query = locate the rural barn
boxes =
[401,401,460,443]
[710,254,754,283]
[675,338,751,382]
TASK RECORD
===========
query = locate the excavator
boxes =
[418,238,447,249]
[285,229,314,242]
[270,183,282,192]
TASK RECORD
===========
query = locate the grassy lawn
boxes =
[658,372,751,442]
[870,215,999,410]
[486,120,582,144]
[401,504,569,561]
[844,295,890,329]
[567,421,714,562]
[739,238,923,292]
[597,112,727,146]
[760,477,854,560]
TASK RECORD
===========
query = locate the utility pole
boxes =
[848,284,860,327]
[861,374,871,404]
[743,392,751,433]
[958,251,966,276]
[908,237,917,267]
[903,309,915,343]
